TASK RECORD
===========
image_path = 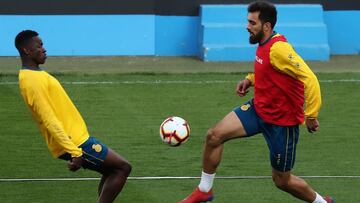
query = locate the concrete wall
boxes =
[200,5,330,61]
[324,11,360,54]
[1,15,200,57]
[0,15,155,56]
[1,9,359,58]
[155,16,200,56]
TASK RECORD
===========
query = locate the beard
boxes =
[249,29,264,44]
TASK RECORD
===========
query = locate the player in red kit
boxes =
[179,1,333,203]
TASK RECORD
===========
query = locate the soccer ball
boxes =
[159,116,190,146]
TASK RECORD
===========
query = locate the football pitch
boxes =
[0,56,360,202]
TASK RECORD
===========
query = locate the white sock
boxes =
[312,192,326,203]
[198,171,215,192]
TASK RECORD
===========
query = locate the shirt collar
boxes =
[21,67,43,71]
[259,31,277,46]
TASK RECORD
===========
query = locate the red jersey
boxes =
[247,34,321,126]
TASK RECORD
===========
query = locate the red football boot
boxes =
[179,187,214,203]
[323,196,334,203]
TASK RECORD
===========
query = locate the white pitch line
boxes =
[320,79,360,83]
[1,176,360,182]
[61,80,235,85]
[1,79,360,85]
[0,80,233,85]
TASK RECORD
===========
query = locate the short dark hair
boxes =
[14,30,39,53]
[248,1,277,29]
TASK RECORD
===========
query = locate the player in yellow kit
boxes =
[15,30,131,203]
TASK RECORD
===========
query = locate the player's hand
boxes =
[68,156,84,172]
[236,79,251,97]
[305,118,320,133]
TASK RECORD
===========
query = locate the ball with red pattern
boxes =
[159,116,190,146]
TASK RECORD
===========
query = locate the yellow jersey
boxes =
[19,69,89,158]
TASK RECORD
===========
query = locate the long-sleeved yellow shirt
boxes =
[19,69,89,158]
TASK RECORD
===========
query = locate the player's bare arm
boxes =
[236,78,251,97]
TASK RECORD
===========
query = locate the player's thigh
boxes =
[212,99,261,142]
[102,148,130,171]
[211,111,247,142]
[79,137,130,174]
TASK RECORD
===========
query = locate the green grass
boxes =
[1,55,360,74]
[0,56,360,202]
[1,179,359,203]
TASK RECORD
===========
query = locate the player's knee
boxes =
[112,161,132,181]
[121,161,132,176]
[205,128,223,147]
[272,174,289,191]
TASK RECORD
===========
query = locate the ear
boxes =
[22,47,30,55]
[263,22,272,31]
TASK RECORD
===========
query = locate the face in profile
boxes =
[24,36,47,65]
[247,11,265,44]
